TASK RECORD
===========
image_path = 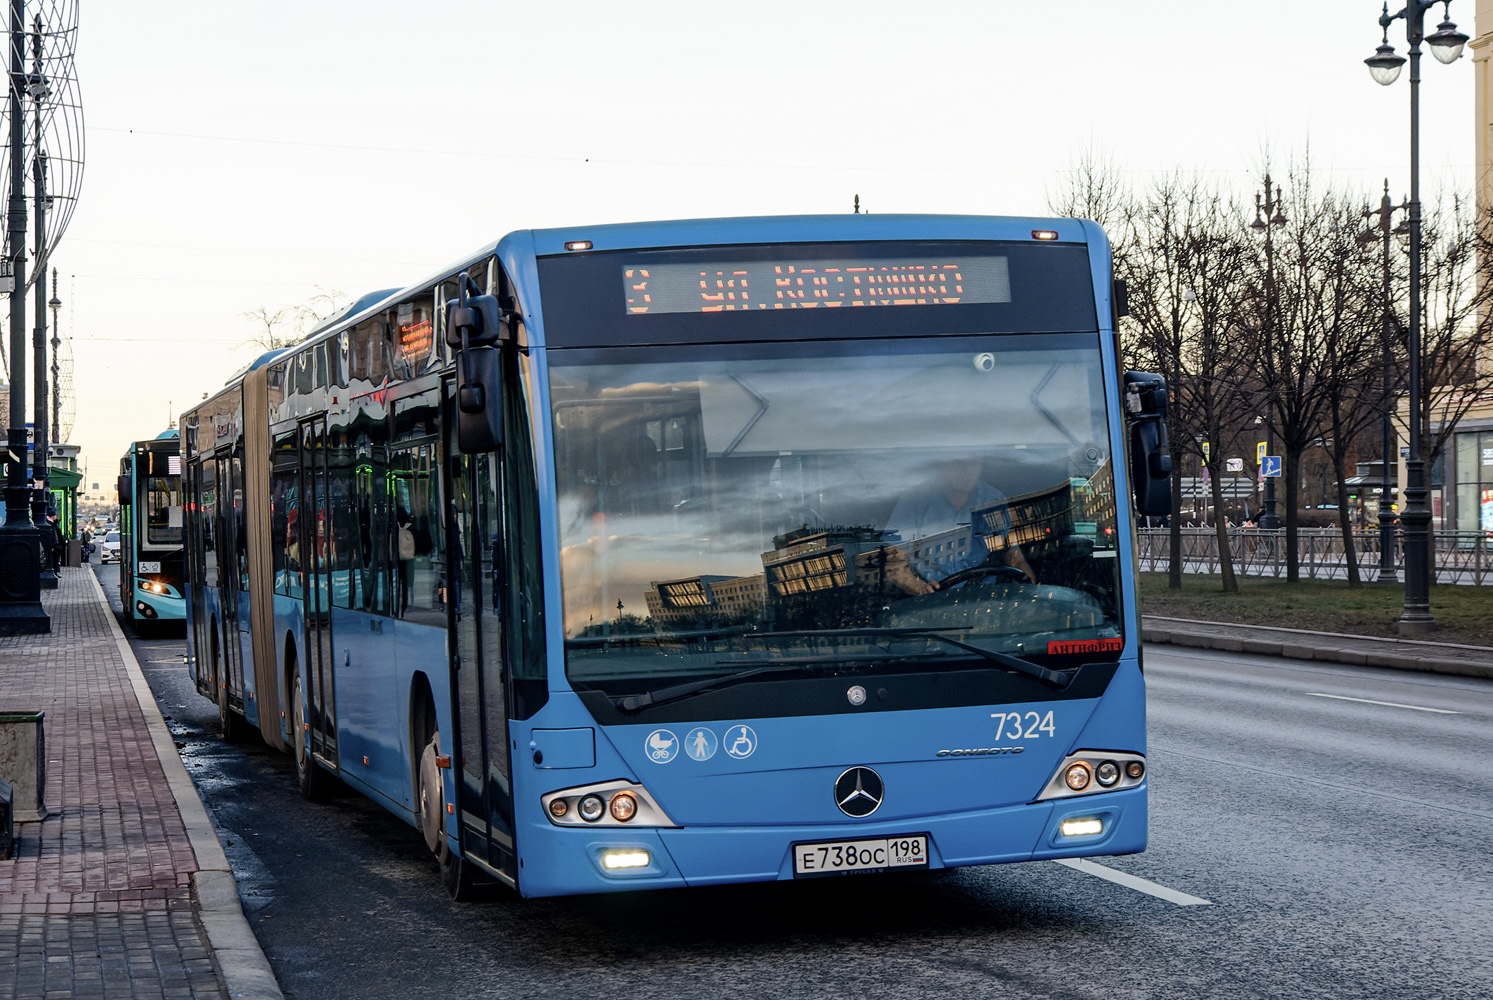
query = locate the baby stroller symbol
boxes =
[724,725,757,760]
[645,729,679,763]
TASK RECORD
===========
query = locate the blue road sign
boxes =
[1262,455,1283,478]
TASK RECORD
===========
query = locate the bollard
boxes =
[0,776,12,859]
[0,712,46,822]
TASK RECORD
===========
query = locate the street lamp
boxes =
[1358,180,1409,585]
[1364,0,1467,634]
[0,0,49,634]
[1250,175,1287,531]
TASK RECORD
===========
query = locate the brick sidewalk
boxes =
[0,567,277,999]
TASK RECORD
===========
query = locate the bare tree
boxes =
[241,287,348,352]
[1112,174,1253,592]
[1418,194,1493,479]
[1313,194,1389,585]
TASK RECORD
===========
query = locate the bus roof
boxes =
[521,213,1104,257]
[218,214,1110,375]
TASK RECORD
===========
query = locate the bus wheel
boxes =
[217,679,248,743]
[416,728,485,900]
[291,672,330,801]
[213,630,247,743]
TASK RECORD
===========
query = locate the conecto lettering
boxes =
[935,746,1025,758]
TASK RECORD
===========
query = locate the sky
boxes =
[12,0,1482,496]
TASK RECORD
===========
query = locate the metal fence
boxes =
[1136,527,1493,586]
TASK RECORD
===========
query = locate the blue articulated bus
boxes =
[180,214,1172,899]
[117,431,187,631]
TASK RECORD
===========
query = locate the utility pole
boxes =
[0,0,48,632]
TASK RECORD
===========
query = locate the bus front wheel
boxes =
[416,728,485,900]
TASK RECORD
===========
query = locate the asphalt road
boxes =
[102,565,1493,999]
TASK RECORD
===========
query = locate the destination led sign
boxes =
[623,256,1012,315]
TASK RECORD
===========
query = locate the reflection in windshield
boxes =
[551,338,1122,690]
[145,475,185,545]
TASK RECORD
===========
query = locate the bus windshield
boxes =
[550,334,1123,703]
[144,474,184,545]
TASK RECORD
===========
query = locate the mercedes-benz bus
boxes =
[180,214,1171,899]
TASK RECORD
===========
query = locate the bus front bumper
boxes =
[515,784,1146,898]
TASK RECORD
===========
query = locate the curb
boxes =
[1142,615,1493,680]
[85,569,285,1000]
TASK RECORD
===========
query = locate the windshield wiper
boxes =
[608,628,1074,713]
[611,649,955,713]
[757,628,1076,691]
[612,663,807,713]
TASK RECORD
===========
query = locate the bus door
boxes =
[212,452,246,714]
[298,418,338,769]
[448,428,517,882]
[186,457,218,699]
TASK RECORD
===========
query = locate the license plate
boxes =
[793,834,929,877]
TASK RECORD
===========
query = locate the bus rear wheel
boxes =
[213,629,247,743]
[291,672,330,801]
[218,679,248,744]
[415,728,486,900]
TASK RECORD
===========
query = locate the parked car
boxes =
[99,531,121,565]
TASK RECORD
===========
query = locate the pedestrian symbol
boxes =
[1262,455,1282,478]
[685,727,718,761]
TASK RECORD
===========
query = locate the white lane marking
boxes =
[1052,858,1212,906]
[1307,692,1458,715]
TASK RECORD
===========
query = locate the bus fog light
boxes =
[609,791,637,822]
[1095,761,1120,787]
[1060,817,1104,837]
[578,794,605,822]
[1125,760,1145,780]
[1063,762,1092,792]
[600,849,650,870]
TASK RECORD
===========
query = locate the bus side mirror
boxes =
[445,294,505,453]
[116,474,130,508]
[1124,371,1172,517]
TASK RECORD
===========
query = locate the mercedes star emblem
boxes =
[834,766,884,818]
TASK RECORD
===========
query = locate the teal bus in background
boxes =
[117,431,187,630]
[180,214,1172,899]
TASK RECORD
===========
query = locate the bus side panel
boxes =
[327,609,437,817]
[235,589,259,729]
[273,596,308,745]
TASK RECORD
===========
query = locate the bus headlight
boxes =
[1059,817,1104,837]
[608,791,638,822]
[541,780,676,828]
[1037,751,1146,801]
[600,849,651,870]
[577,795,606,822]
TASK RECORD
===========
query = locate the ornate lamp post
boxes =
[1358,181,1408,585]
[1364,0,1467,634]
[0,0,48,633]
[1250,175,1287,531]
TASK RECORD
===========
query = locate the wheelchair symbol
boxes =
[724,725,757,760]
